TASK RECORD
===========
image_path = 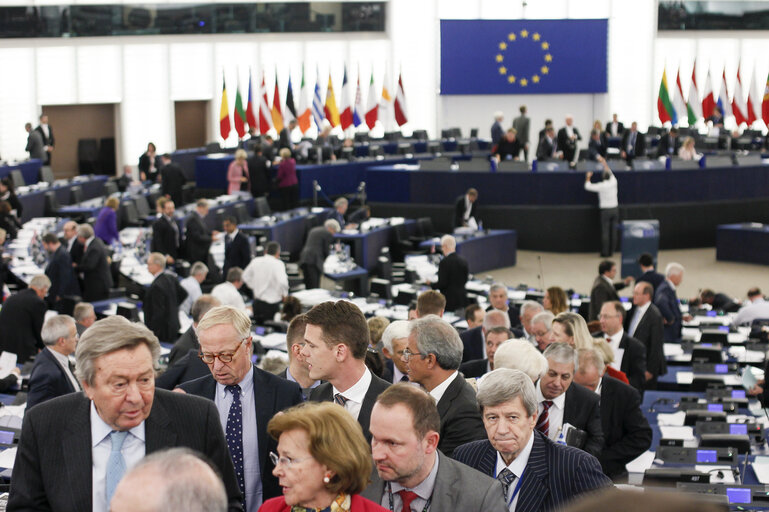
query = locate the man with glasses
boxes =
[26,315,80,409]
[180,306,303,511]
[597,301,647,394]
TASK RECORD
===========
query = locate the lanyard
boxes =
[386,482,432,512]
[494,467,526,509]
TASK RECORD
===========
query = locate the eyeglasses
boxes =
[198,338,249,364]
[401,348,426,361]
[269,451,311,468]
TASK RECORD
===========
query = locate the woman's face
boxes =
[273,429,332,508]
[0,183,7,193]
[542,292,551,310]
[147,143,156,153]
[551,321,574,346]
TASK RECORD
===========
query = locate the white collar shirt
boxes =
[211,281,247,312]
[242,255,289,304]
[628,302,650,337]
[332,367,372,421]
[46,346,80,391]
[605,328,625,369]
[429,371,459,404]
[494,433,534,511]
[535,381,566,441]
[583,174,618,209]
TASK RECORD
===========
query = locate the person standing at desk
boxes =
[584,156,619,258]
[25,122,45,161]
[491,111,504,147]
[275,148,298,211]
[495,128,523,162]
[138,142,162,182]
[0,177,22,219]
[221,216,250,279]
[429,234,468,313]
[160,154,187,207]
[151,199,180,264]
[0,274,49,364]
[247,145,271,199]
[26,315,80,409]
[227,149,250,195]
[242,241,288,324]
[330,197,349,230]
[42,232,80,311]
[144,252,188,343]
[299,219,339,290]
[93,197,120,246]
[513,104,531,161]
[454,187,478,228]
[620,122,646,165]
[35,114,54,165]
[654,262,691,342]
[75,224,113,302]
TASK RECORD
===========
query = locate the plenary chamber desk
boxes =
[716,223,769,266]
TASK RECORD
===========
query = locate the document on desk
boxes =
[659,426,695,440]
[0,353,16,379]
[657,411,686,426]
[0,448,16,470]
[752,456,769,484]
[742,366,760,390]
[663,343,685,357]
[258,333,288,351]
[625,450,656,473]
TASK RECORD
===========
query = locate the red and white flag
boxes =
[394,70,408,127]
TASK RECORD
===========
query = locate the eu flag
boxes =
[440,19,608,95]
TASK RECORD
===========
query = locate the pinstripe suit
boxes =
[453,431,612,512]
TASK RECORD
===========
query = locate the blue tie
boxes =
[497,467,516,498]
[105,430,128,504]
[226,384,245,507]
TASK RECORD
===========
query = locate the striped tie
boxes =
[535,400,553,437]
[334,393,348,407]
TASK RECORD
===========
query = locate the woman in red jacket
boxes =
[259,402,387,512]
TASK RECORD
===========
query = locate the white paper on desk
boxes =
[676,371,695,384]
[659,426,695,440]
[664,343,685,357]
[0,352,16,379]
[0,448,16,469]
[657,411,687,426]
[625,450,656,473]
[752,456,769,484]
[681,327,700,340]
[728,333,748,344]
[724,374,743,386]
[743,366,759,390]
[695,465,735,483]
[258,333,288,350]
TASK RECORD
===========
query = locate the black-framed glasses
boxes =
[198,338,248,364]
[401,348,426,361]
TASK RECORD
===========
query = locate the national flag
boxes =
[717,69,732,119]
[219,72,231,140]
[312,67,325,130]
[379,68,393,130]
[285,73,297,122]
[394,70,408,127]
[672,68,687,125]
[763,72,769,125]
[259,71,273,135]
[657,69,675,124]
[339,66,354,130]
[234,76,247,138]
[687,61,702,124]
[732,63,748,126]
[271,69,284,134]
[353,66,363,127]
[702,66,716,119]
[324,74,341,127]
[747,69,761,125]
[297,66,312,133]
[246,72,257,131]
[365,71,378,130]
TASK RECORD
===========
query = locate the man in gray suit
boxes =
[25,122,45,161]
[363,384,506,512]
[8,315,243,512]
[512,105,530,162]
[299,218,339,290]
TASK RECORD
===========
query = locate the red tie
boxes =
[536,400,553,437]
[606,337,611,344]
[398,490,419,512]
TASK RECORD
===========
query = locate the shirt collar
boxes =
[666,278,677,291]
[605,328,624,345]
[46,346,70,367]
[635,301,651,317]
[429,371,459,403]
[535,379,566,409]
[391,451,440,500]
[286,366,320,390]
[594,377,603,395]
[495,431,534,478]
[90,401,146,448]
[601,275,613,286]
[332,366,371,404]
[216,365,254,399]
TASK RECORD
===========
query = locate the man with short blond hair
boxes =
[416,289,446,317]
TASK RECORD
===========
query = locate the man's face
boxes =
[300,324,340,381]
[162,201,175,217]
[604,264,617,279]
[520,308,541,333]
[482,397,536,462]
[531,322,553,352]
[198,324,253,386]
[41,115,49,124]
[632,283,650,306]
[565,117,573,126]
[404,331,430,385]
[337,203,348,215]
[82,345,155,431]
[468,194,477,204]
[574,364,603,392]
[505,132,516,142]
[223,221,235,234]
[383,337,409,375]
[631,122,638,132]
[599,303,623,336]
[146,260,161,275]
[489,289,508,310]
[370,403,433,485]
[61,322,79,355]
[540,359,574,399]
[612,114,618,122]
[486,332,508,369]
[63,223,77,240]
[468,309,485,329]
[81,312,96,328]
[197,206,209,218]
[669,272,683,286]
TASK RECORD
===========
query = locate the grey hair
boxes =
[409,315,463,370]
[121,448,227,512]
[75,316,161,386]
[665,262,684,277]
[381,320,411,352]
[483,309,511,330]
[190,261,208,277]
[477,368,538,417]
[226,267,243,283]
[73,302,95,322]
[41,315,75,346]
[531,311,554,330]
[493,339,549,381]
[577,348,605,374]
[197,305,251,339]
[77,224,94,239]
[148,252,166,269]
[489,282,507,296]
[29,274,51,290]
[519,300,543,317]
[543,342,579,372]
[334,197,348,208]
[440,235,456,251]
[494,111,504,121]
[324,219,341,232]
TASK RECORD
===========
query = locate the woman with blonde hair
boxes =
[227,149,249,194]
[93,196,120,245]
[551,312,593,349]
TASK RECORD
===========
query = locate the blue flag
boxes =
[440,19,607,95]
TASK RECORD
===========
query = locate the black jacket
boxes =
[44,245,80,304]
[626,303,666,378]
[184,212,212,265]
[160,163,187,207]
[0,288,47,363]
[151,215,180,260]
[144,272,187,343]
[223,231,251,277]
[563,382,604,457]
[76,238,113,302]
[432,252,468,312]
[453,194,476,228]
[435,373,486,458]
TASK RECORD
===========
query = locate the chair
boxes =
[575,161,603,172]
[412,130,428,141]
[104,180,119,196]
[43,191,62,217]
[669,159,701,170]
[536,160,569,171]
[9,170,24,189]
[120,200,142,229]
[233,203,250,224]
[254,196,271,217]
[39,166,55,184]
[419,158,453,171]
[69,185,83,205]
[457,159,491,172]
[470,128,479,138]
[703,155,734,168]
[133,195,151,217]
[498,161,529,172]
[734,153,762,166]
[631,159,664,171]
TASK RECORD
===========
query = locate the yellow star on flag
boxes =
[499,66,507,75]
[520,29,528,38]
[532,75,540,83]
[499,42,507,50]
[508,33,516,41]
[544,54,553,62]
[541,42,550,50]
[508,75,516,83]
[532,33,540,41]
[541,66,549,74]
[520,78,528,86]
[496,54,504,63]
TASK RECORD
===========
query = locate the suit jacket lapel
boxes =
[252,367,274,474]
[359,376,386,436]
[145,394,177,453]
[62,396,94,511]
[478,440,497,477]
[562,386,576,425]
[619,334,630,373]
[437,375,463,417]
[515,433,550,512]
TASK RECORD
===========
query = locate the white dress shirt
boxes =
[333,367,372,421]
[429,371,459,404]
[734,298,769,326]
[242,255,289,304]
[215,366,262,511]
[494,433,534,511]
[46,347,79,391]
[91,403,145,512]
[535,381,566,441]
[179,276,202,315]
[211,282,247,312]
[584,174,618,209]
[605,328,625,370]
[627,302,650,337]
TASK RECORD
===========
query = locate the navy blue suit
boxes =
[459,326,484,363]
[329,210,346,229]
[654,279,683,342]
[180,366,303,502]
[453,432,612,512]
[44,246,80,308]
[26,348,77,410]
[636,270,665,293]
[223,232,251,278]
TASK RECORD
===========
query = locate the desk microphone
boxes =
[537,255,545,291]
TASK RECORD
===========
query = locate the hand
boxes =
[585,171,593,181]
[212,230,220,237]
[621,151,627,158]
[172,387,187,394]
[683,313,693,322]
[748,384,763,396]
[645,371,653,381]
[624,276,634,285]
[166,255,175,264]
[596,155,605,163]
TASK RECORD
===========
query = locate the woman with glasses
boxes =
[260,402,387,512]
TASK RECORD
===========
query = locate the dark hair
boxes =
[416,290,446,316]
[0,178,14,193]
[486,326,513,338]
[281,296,302,323]
[748,287,762,298]
[365,348,386,379]
[223,216,237,225]
[265,241,280,256]
[700,289,715,302]
[598,260,615,275]
[191,295,219,324]
[286,313,308,348]
[42,233,59,244]
[546,286,569,315]
[304,301,369,359]
[0,201,11,215]
[637,253,654,267]
[253,144,262,154]
[465,304,482,322]
[376,384,441,439]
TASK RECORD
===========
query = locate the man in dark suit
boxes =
[454,368,612,512]
[536,126,561,162]
[537,343,604,457]
[329,197,349,229]
[75,224,113,302]
[42,233,80,311]
[588,259,632,321]
[278,119,297,151]
[598,301,647,394]
[459,326,512,379]
[636,252,665,291]
[696,288,740,313]
[0,274,49,363]
[62,221,84,264]
[459,309,510,363]
[513,105,531,161]
[557,115,582,164]
[159,154,187,207]
[168,294,220,365]
[8,315,243,512]
[429,235,468,312]
[364,384,507,512]
[626,282,666,389]
[299,219,338,290]
[27,315,80,409]
[151,199,180,264]
[491,111,504,146]
[605,113,625,138]
[143,252,187,343]
[155,348,211,391]
[656,127,680,158]
[222,216,250,279]
[654,262,690,342]
[180,306,303,511]
[587,129,607,161]
[405,315,486,457]
[25,122,45,160]
[247,145,271,198]
[574,348,652,478]
[620,121,646,164]
[73,302,96,336]
[487,282,520,330]
[453,187,478,228]
[34,113,54,165]
[184,199,217,266]
[303,301,390,441]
